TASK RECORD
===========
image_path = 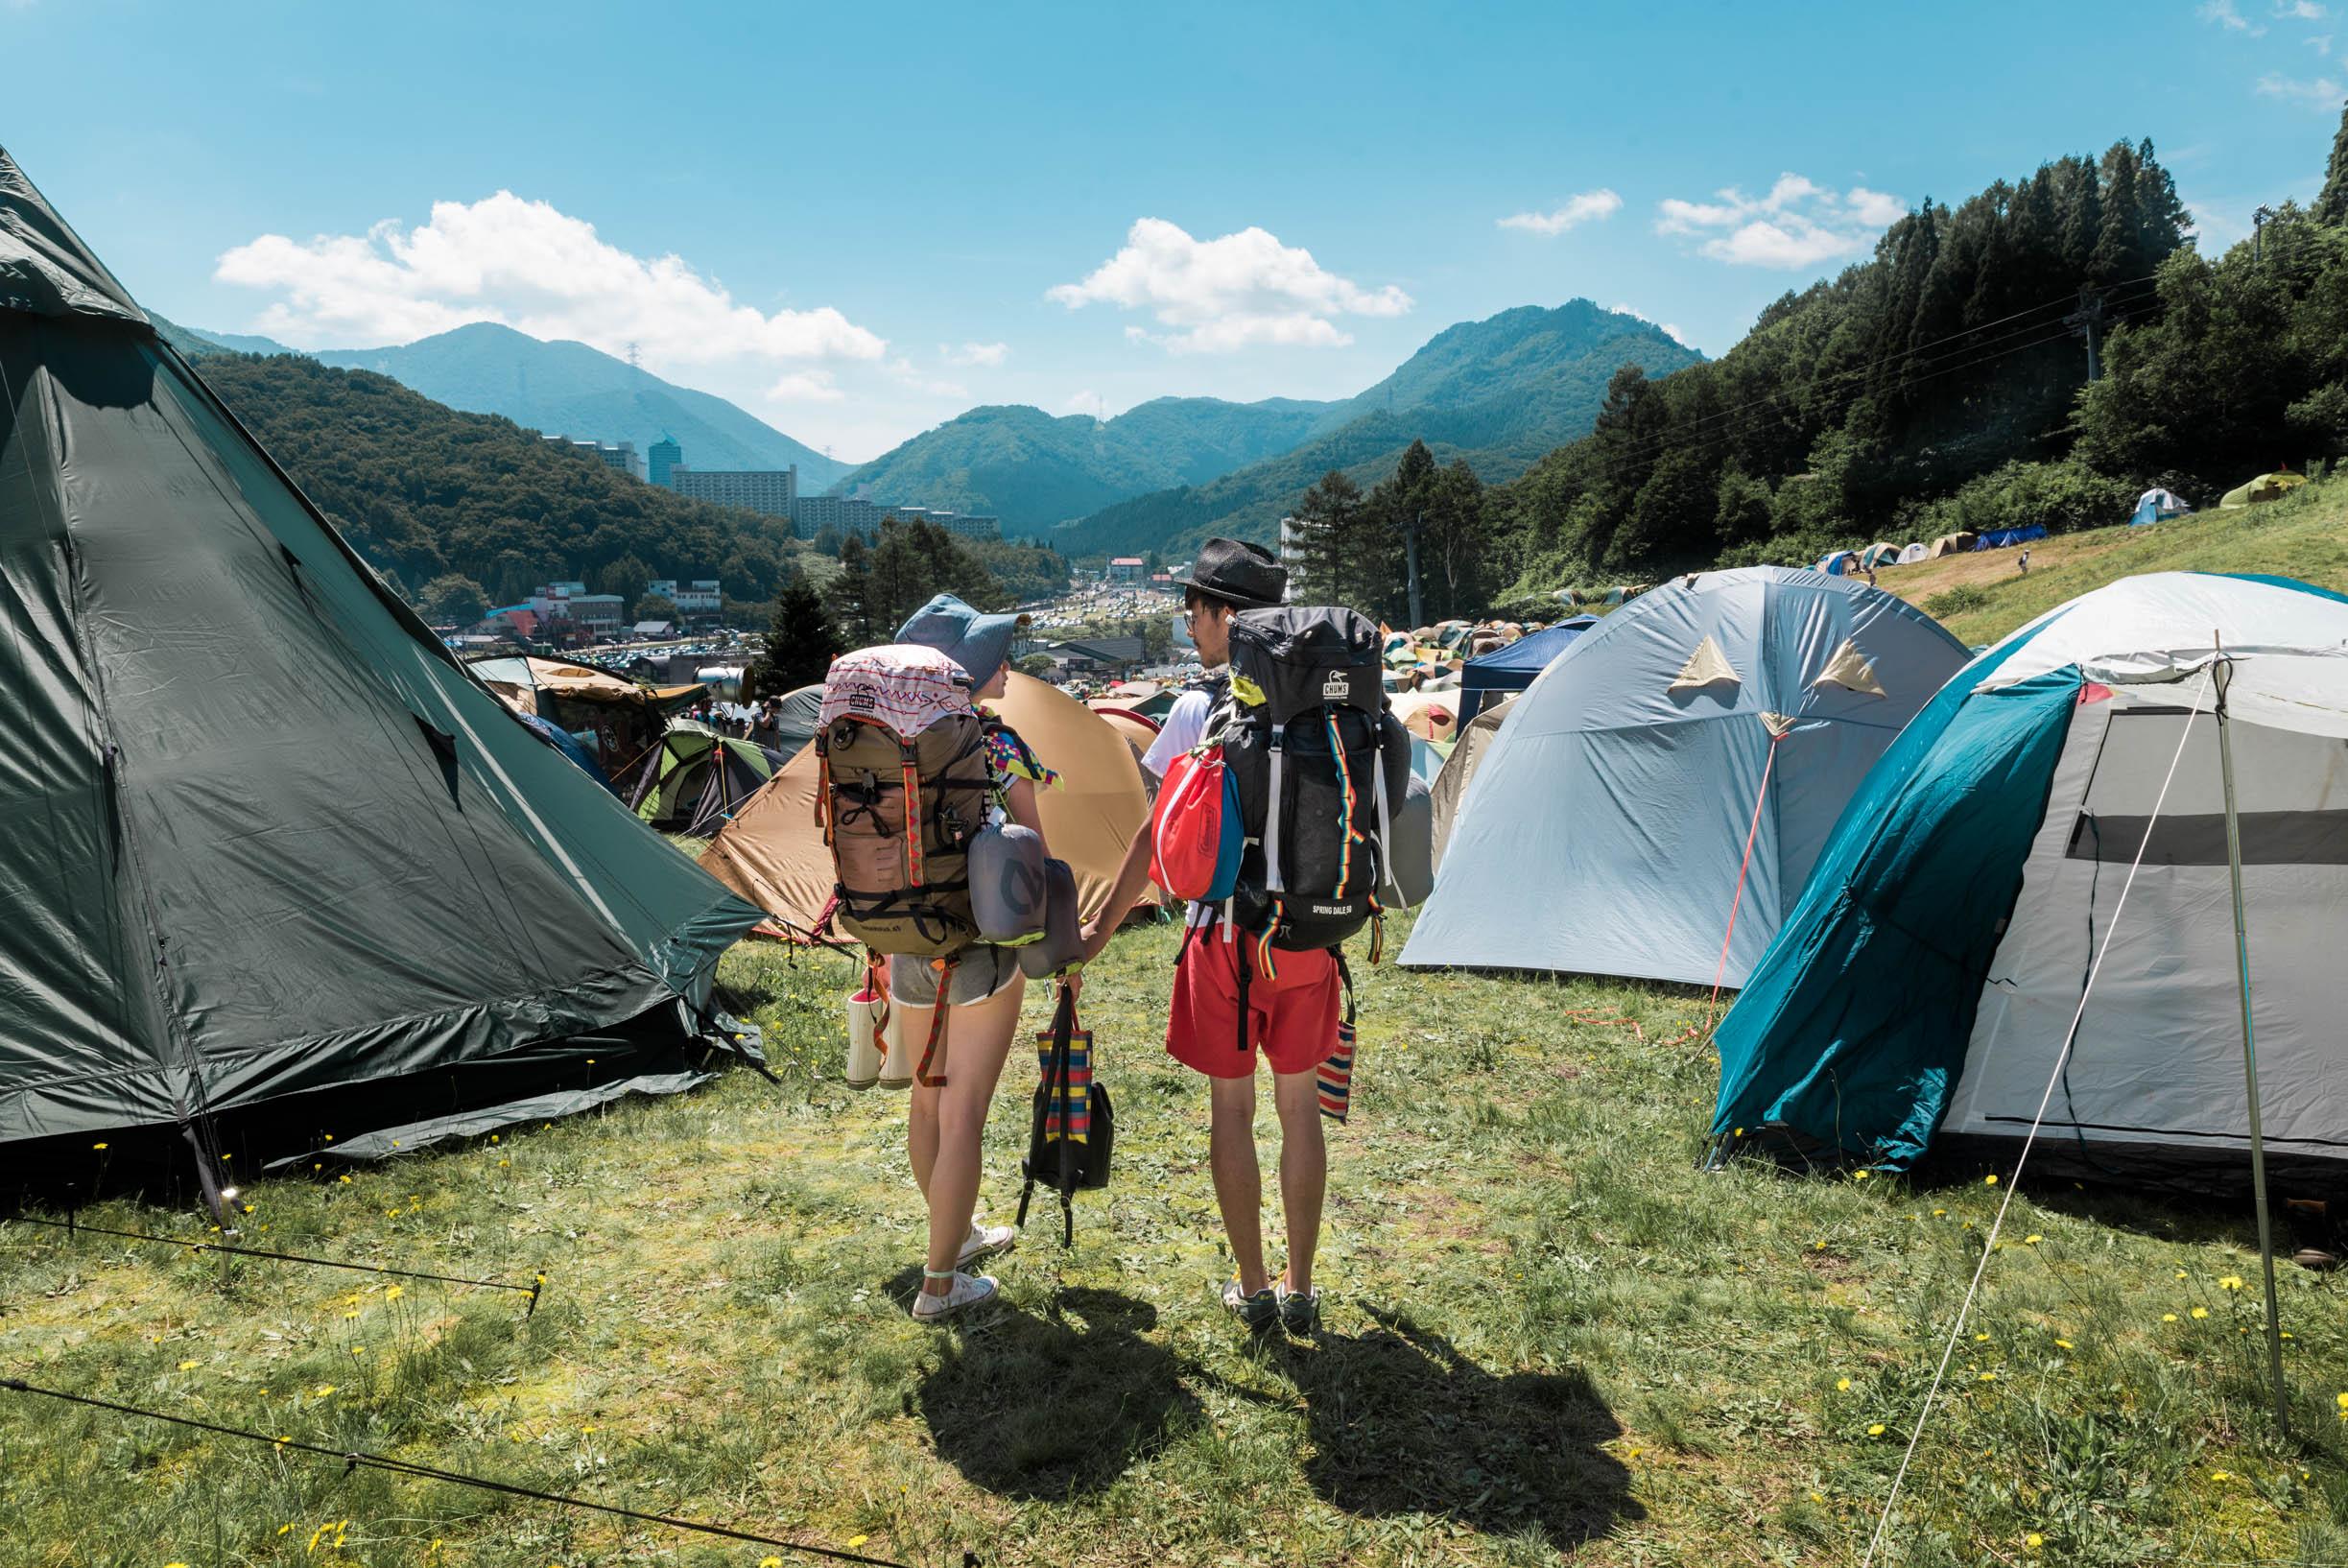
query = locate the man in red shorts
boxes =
[1081,538,1330,1334]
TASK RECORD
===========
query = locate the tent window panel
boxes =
[2066,810,2348,866]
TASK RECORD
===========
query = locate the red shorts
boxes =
[1167,932,1340,1080]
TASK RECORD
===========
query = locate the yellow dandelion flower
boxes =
[2026,1533,2044,1550]
[2163,1314,2179,1322]
[1837,1377,1852,1390]
[1809,1490,1825,1504]
[312,1385,335,1398]
[1868,1423,1886,1436]
[279,1524,294,1535]
[1979,1371,1997,1382]
[2024,1234,2043,1245]
[384,1285,402,1302]
[845,1536,867,1548]
[1626,1446,1643,1459]
[1984,1175,1999,1185]
[2191,1307,2209,1319]
[2175,1270,2189,1279]
[2218,1274,2244,1291]
[1975,1332,1990,1342]
[2211,1469,2231,1482]
[349,1346,365,1356]
[1854,1170,1870,1180]
[91,1142,108,1151]
[2335,1392,2348,1409]
[1933,1207,1948,1216]
[177,1360,199,1371]
[2054,1339,2074,1350]
[338,1175,351,1185]
[1814,1240,1827,1249]
[761,1559,784,1568]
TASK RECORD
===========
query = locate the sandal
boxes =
[1221,1278,1278,1332]
[958,1223,1017,1268]
[1275,1275,1321,1335]
[912,1269,998,1322]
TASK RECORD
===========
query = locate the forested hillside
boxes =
[1056,301,1702,560]
[187,352,815,606]
[1483,140,2190,589]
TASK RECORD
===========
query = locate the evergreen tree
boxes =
[1288,469,1366,608]
[760,579,841,694]
[2319,103,2348,224]
[2092,141,2144,283]
[829,535,876,645]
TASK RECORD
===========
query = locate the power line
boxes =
[10,1215,544,1313]
[0,1378,937,1568]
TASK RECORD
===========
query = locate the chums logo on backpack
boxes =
[1320,672,1352,702]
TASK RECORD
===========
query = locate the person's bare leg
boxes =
[908,1087,939,1198]
[1271,1067,1326,1296]
[922,975,1026,1295]
[1209,1073,1268,1294]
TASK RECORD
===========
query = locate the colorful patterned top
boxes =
[984,720,1058,790]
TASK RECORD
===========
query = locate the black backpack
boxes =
[1213,606,1412,953]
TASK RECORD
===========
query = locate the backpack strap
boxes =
[1262,720,1287,893]
[913,956,956,1087]
[900,740,925,888]
[1233,928,1251,1055]
[1371,716,1403,912]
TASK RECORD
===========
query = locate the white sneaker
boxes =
[958,1223,1017,1267]
[912,1270,998,1322]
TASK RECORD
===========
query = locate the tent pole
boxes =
[2213,639,2290,1438]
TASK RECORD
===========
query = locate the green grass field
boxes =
[8,917,2348,1567]
[11,494,2348,1566]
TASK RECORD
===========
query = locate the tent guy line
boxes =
[0,1378,934,1568]
[1857,667,2213,1568]
[8,1215,546,1311]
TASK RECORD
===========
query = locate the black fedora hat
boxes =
[1174,536,1287,609]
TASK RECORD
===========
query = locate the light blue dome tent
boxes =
[1713,573,2348,1195]
[1404,568,1970,987]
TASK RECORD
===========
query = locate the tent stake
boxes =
[2213,640,2290,1438]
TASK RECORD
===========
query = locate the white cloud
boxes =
[884,356,968,399]
[1059,389,1107,416]
[1654,174,1904,270]
[2312,31,2335,52]
[2279,0,2329,20]
[2202,0,2267,31]
[215,191,887,371]
[1607,302,1693,346]
[766,370,844,403]
[1048,217,1411,353]
[940,340,1009,368]
[1498,189,1624,235]
[2256,69,2345,100]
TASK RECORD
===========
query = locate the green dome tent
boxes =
[0,147,762,1198]
[633,725,779,835]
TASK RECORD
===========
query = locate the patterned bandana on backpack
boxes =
[1195,606,1411,1056]
[817,645,992,1086]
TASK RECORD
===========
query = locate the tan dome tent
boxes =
[701,672,1152,938]
[1928,532,1980,558]
[1431,694,1519,869]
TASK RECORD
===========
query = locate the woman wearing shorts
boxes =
[890,595,1063,1321]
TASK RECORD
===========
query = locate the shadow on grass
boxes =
[913,1286,1204,1501]
[1287,1306,1643,1551]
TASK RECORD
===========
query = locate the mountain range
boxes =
[162,297,1699,560]
[1052,301,1706,558]
[166,319,852,489]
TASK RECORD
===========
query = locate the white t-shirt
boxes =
[1141,688,1214,779]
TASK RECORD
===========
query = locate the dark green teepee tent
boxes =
[0,148,764,1197]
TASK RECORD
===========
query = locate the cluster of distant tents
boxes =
[7,144,2347,1210]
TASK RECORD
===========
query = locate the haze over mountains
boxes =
[167,298,1698,558]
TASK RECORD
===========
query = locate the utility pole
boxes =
[2064,285,2106,383]
[1405,511,1424,629]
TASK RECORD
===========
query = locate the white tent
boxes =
[1715,573,2348,1192]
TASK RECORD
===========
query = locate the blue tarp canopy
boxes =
[1972,525,2048,550]
[1458,618,1596,722]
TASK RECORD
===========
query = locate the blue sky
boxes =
[7,0,2344,461]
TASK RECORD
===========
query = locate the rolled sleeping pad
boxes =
[969,821,1049,944]
[1019,857,1085,980]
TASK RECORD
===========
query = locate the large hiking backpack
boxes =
[1215,606,1412,954]
[816,645,991,959]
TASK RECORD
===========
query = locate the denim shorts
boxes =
[889,944,1022,1006]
